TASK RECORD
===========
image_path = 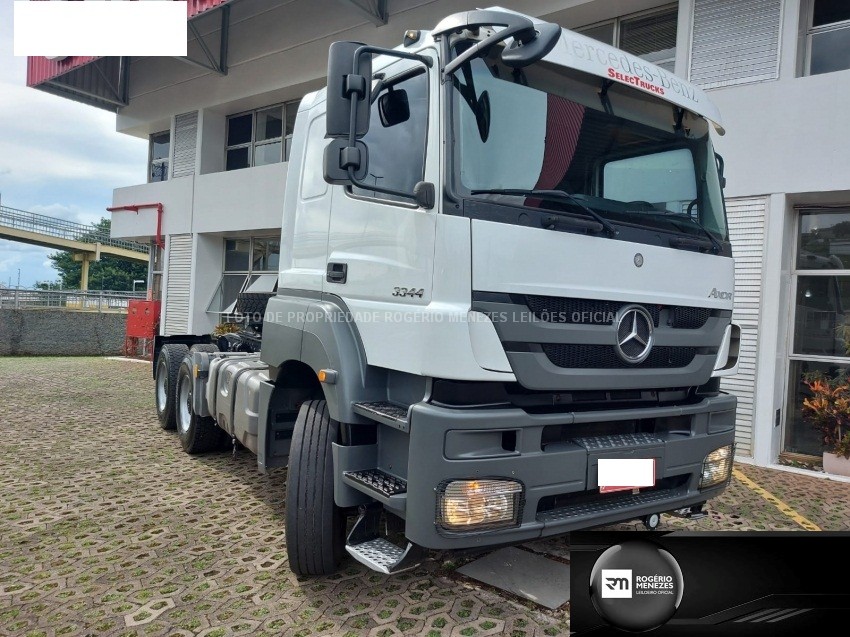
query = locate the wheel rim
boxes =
[156,360,167,412]
[177,373,192,434]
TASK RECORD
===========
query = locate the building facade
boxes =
[27,0,850,470]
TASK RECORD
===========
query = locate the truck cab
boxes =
[159,8,739,576]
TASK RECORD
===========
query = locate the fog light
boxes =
[437,479,523,531]
[700,445,733,489]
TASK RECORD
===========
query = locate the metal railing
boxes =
[0,205,149,254]
[0,288,147,312]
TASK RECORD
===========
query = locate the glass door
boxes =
[784,208,850,456]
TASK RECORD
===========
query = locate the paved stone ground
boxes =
[1,357,849,637]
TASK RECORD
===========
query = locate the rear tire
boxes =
[176,359,227,454]
[155,344,189,430]
[189,343,219,354]
[285,400,346,577]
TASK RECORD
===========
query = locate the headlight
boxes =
[437,479,523,531]
[700,445,733,489]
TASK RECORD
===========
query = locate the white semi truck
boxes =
[151,8,740,576]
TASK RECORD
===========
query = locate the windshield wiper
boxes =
[470,188,618,237]
[635,210,723,254]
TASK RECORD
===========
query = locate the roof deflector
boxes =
[433,10,561,76]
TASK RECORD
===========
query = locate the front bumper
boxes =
[403,393,736,550]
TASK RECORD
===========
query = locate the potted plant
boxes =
[801,372,850,477]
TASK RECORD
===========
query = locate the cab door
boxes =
[325,52,440,367]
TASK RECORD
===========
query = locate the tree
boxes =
[47,218,149,291]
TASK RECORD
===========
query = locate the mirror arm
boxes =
[354,46,433,74]
[442,23,535,77]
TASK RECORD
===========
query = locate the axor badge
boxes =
[589,540,684,631]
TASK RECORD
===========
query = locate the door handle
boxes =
[326,262,348,284]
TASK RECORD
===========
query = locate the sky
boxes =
[0,0,147,288]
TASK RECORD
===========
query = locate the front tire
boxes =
[176,360,227,454]
[155,344,189,430]
[285,400,346,577]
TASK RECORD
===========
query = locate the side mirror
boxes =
[326,41,372,139]
[378,88,410,127]
[323,40,434,204]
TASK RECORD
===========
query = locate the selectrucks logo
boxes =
[590,541,684,631]
[607,68,665,95]
[560,33,699,105]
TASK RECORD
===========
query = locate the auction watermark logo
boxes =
[590,541,684,631]
[600,569,632,599]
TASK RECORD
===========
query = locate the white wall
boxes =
[111,162,287,239]
[111,176,193,239]
[192,162,288,234]
[710,69,850,200]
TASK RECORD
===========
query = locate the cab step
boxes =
[343,468,407,497]
[346,538,418,574]
[345,504,423,574]
[342,468,407,514]
[353,401,409,432]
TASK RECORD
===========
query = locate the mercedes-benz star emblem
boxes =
[634,253,644,267]
[615,305,654,364]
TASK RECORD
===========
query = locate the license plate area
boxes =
[598,458,656,493]
[579,435,664,492]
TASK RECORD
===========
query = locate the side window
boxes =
[350,67,428,203]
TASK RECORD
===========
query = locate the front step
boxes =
[341,468,407,514]
[353,401,409,432]
[345,504,424,574]
[572,432,663,450]
[344,468,407,497]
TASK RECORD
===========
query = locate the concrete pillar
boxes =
[78,253,91,292]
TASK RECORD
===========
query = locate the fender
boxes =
[261,291,386,423]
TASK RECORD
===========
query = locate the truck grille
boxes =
[525,295,712,330]
[671,306,713,329]
[541,344,697,369]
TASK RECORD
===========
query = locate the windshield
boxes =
[450,48,728,242]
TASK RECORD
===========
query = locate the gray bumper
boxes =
[403,394,736,550]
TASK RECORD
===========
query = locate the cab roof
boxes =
[448,7,724,135]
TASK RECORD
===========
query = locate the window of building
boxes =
[225,100,301,171]
[349,65,428,203]
[806,0,850,76]
[578,6,678,72]
[784,209,850,457]
[207,237,280,315]
[149,131,170,182]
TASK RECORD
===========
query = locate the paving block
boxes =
[457,547,570,610]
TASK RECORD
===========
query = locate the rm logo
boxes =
[601,569,633,598]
